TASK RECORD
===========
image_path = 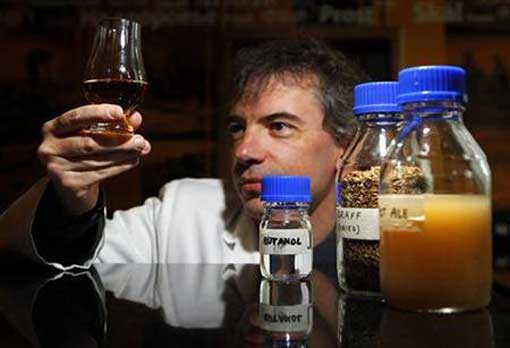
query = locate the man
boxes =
[0,39,366,270]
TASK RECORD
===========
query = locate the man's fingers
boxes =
[39,134,148,158]
[45,104,124,136]
[55,159,140,189]
[140,138,151,155]
[94,158,140,180]
[49,151,143,171]
[128,111,143,131]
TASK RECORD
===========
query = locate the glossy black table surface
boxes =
[1,264,509,348]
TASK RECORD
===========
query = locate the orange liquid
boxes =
[380,194,492,312]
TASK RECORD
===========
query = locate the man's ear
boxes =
[334,144,347,170]
[335,127,359,169]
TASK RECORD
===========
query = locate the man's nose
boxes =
[234,128,265,164]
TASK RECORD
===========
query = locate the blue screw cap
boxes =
[353,81,400,115]
[261,176,311,203]
[397,65,467,105]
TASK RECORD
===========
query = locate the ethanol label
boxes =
[337,208,379,240]
[259,303,311,332]
[259,229,310,255]
[379,195,424,233]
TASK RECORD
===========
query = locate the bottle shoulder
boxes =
[340,126,400,172]
[261,206,311,230]
[398,118,487,160]
[380,118,491,195]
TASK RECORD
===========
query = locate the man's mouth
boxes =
[239,177,262,195]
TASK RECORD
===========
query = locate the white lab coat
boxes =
[0,178,260,270]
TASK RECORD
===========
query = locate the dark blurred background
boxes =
[1,0,509,267]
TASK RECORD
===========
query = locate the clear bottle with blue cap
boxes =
[260,175,313,281]
[379,65,492,312]
[336,81,404,296]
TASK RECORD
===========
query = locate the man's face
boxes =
[228,76,344,219]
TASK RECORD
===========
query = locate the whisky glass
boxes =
[83,18,147,136]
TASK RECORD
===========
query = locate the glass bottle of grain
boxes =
[336,82,404,296]
[379,66,492,312]
[260,176,312,281]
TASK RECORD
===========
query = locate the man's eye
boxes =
[227,122,244,140]
[269,122,294,135]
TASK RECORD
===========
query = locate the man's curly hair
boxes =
[230,39,369,147]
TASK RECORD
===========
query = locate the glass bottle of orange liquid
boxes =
[379,66,492,313]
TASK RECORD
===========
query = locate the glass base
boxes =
[261,271,310,282]
[88,120,134,136]
[267,336,309,347]
[386,302,488,314]
[339,286,383,300]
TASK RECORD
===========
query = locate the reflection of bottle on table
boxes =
[337,293,384,348]
[258,279,313,345]
[379,308,494,348]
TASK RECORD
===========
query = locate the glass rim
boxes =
[98,17,141,27]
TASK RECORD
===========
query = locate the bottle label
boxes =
[259,303,311,332]
[337,208,379,240]
[259,229,310,255]
[379,194,424,233]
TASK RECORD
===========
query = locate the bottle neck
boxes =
[357,112,405,125]
[402,100,465,121]
[263,201,309,211]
